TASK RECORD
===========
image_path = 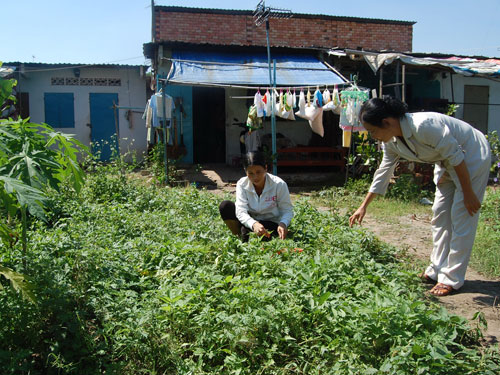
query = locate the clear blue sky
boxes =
[2,0,499,65]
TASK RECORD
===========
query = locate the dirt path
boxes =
[361,212,500,346]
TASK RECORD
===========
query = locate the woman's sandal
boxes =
[429,283,454,297]
[419,272,435,284]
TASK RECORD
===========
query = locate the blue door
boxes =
[89,93,119,161]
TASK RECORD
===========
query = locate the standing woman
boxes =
[219,151,293,242]
[349,96,491,296]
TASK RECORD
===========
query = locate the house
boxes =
[5,62,149,161]
[143,6,415,166]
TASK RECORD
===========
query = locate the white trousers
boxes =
[425,167,489,290]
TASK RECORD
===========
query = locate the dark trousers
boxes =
[219,200,279,242]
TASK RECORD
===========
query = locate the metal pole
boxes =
[379,67,383,98]
[265,18,277,175]
[402,64,406,103]
[272,59,277,175]
[161,81,169,185]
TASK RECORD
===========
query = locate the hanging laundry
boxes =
[264,90,271,117]
[254,91,265,118]
[313,88,323,108]
[339,88,369,132]
[292,90,297,108]
[322,87,331,104]
[333,85,340,107]
[298,90,306,116]
[246,105,263,130]
[278,90,295,120]
[150,92,175,128]
[306,88,311,105]
[295,103,324,137]
[244,129,261,153]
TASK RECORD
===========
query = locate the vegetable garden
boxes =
[1,119,499,374]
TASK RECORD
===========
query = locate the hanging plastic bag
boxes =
[279,92,296,120]
[332,85,341,115]
[322,87,331,104]
[246,105,263,130]
[264,90,271,117]
[313,88,323,108]
[254,91,264,118]
[295,103,321,122]
[297,90,306,116]
[309,108,324,137]
[292,90,297,108]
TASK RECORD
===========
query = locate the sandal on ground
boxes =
[429,283,454,297]
[419,272,435,284]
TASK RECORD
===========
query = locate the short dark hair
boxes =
[359,96,408,127]
[242,151,267,170]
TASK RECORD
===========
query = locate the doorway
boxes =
[192,87,226,163]
[463,85,489,134]
[89,93,119,161]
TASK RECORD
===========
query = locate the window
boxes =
[44,93,75,128]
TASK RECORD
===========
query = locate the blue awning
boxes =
[166,50,347,87]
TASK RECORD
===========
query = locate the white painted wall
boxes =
[224,88,316,165]
[438,74,500,134]
[17,65,148,160]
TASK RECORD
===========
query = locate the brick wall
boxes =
[155,7,413,52]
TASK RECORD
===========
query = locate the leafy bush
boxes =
[1,166,498,374]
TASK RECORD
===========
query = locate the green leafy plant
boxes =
[446,103,460,117]
[0,117,87,289]
[486,130,500,184]
[0,61,17,116]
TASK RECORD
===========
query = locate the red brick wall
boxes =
[155,8,413,52]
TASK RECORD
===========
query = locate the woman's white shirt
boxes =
[235,173,294,229]
[369,112,491,195]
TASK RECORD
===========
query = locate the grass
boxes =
[471,186,500,277]
[0,166,499,374]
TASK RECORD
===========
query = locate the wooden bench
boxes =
[276,147,347,171]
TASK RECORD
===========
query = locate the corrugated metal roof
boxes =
[4,62,149,70]
[155,6,415,25]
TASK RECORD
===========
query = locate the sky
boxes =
[2,0,500,66]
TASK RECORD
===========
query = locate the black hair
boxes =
[359,96,409,128]
[242,151,267,170]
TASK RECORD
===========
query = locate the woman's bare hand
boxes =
[252,222,270,238]
[277,223,288,240]
[349,206,366,227]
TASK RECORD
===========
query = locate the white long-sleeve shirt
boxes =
[369,112,491,195]
[235,173,294,230]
